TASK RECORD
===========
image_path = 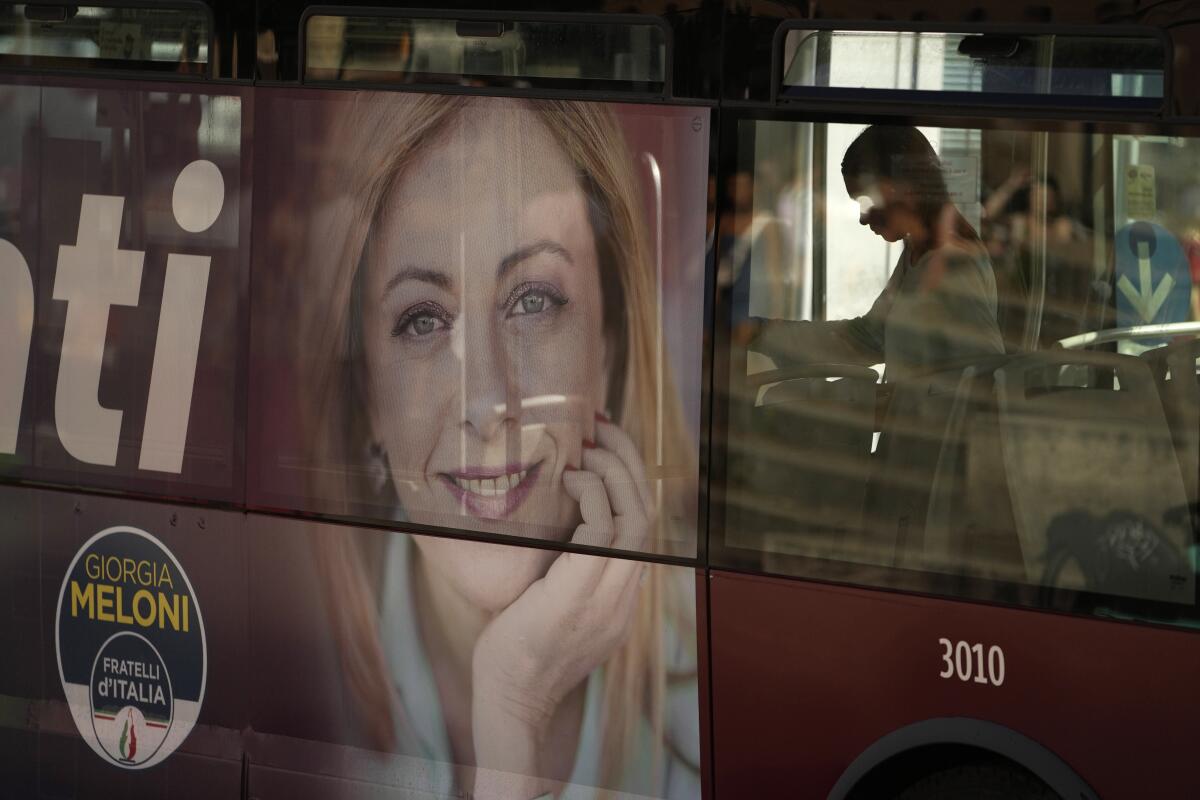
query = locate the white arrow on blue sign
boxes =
[1114,222,1191,336]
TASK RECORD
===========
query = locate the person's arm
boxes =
[746,250,905,367]
[983,167,1030,221]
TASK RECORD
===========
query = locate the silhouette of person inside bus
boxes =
[984,169,1094,346]
[748,125,1004,382]
[720,169,786,344]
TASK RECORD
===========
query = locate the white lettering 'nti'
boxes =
[138,161,223,473]
[0,239,33,454]
[139,254,211,472]
[53,195,145,466]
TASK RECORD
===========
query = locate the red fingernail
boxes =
[595,411,610,422]
[582,439,597,449]
[563,465,577,472]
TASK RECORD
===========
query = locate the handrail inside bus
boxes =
[1058,322,1200,349]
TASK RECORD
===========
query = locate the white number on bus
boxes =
[938,638,1005,686]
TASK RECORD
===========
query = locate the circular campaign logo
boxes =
[55,527,205,769]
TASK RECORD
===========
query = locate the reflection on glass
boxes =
[304,14,666,89]
[0,4,208,72]
[749,125,1004,383]
[782,29,1164,103]
[720,112,1200,626]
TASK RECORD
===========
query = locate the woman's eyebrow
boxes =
[497,239,573,278]
[382,266,453,297]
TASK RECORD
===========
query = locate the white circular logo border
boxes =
[54,525,207,770]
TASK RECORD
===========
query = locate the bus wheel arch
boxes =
[829,718,1098,800]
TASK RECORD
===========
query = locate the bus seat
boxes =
[921,359,1024,582]
[853,368,966,569]
[993,351,1193,604]
[862,355,1021,578]
[1141,339,1200,512]
[732,365,876,561]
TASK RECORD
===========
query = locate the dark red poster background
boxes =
[0,76,250,504]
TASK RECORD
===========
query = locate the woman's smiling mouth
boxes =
[440,461,543,519]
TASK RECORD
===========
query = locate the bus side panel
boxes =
[0,484,246,798]
[243,515,705,799]
[709,569,1199,797]
[696,569,713,800]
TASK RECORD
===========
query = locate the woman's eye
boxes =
[410,314,441,335]
[505,283,567,318]
[392,304,451,338]
[517,291,546,315]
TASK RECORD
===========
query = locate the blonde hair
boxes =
[299,92,696,791]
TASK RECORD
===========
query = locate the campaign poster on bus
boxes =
[0,78,249,504]
[245,514,702,799]
[246,90,709,560]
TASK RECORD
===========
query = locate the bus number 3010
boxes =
[938,638,1005,686]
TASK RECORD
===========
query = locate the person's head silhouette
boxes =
[841,125,974,256]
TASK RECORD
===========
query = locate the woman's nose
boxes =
[461,336,516,442]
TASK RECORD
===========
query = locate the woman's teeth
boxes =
[452,469,528,496]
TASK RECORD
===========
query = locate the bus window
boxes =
[0,3,210,74]
[718,115,1200,622]
[245,89,709,560]
[780,28,1166,108]
[0,74,246,502]
[303,11,668,94]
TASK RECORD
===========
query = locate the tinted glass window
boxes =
[0,77,245,502]
[0,4,209,73]
[304,13,667,92]
[246,91,709,559]
[717,115,1200,625]
[781,29,1165,107]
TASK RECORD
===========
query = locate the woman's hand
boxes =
[470,419,655,798]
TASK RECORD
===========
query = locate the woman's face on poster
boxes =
[359,103,611,603]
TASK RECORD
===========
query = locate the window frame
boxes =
[297,5,676,101]
[707,99,1200,631]
[263,10,713,569]
[769,20,1173,120]
[0,0,217,81]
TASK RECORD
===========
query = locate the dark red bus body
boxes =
[710,571,1199,797]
